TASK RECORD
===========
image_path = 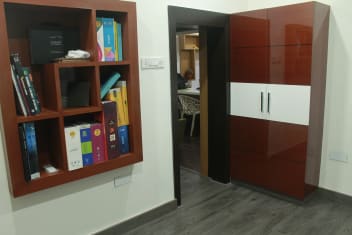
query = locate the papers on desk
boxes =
[177,88,200,96]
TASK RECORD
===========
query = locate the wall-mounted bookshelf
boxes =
[0,0,142,197]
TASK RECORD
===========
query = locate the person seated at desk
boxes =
[177,73,187,89]
[177,69,194,89]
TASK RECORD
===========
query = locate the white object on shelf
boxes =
[65,49,91,59]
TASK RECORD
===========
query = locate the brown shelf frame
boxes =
[0,0,142,197]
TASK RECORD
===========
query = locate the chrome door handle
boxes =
[267,92,271,113]
[261,91,264,113]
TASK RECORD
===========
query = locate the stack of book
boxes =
[64,122,106,171]
[105,81,130,154]
[96,17,123,62]
[63,72,130,170]
[101,73,130,155]
[10,53,41,116]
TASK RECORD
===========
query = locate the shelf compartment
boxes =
[58,66,100,109]
[17,108,60,123]
[99,64,130,85]
[55,61,96,68]
[34,118,65,170]
[14,118,65,196]
[62,107,102,118]
[98,61,130,66]
[13,152,140,197]
[4,3,95,65]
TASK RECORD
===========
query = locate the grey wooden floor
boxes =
[126,168,352,235]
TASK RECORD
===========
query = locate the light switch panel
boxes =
[329,151,348,163]
[140,57,164,69]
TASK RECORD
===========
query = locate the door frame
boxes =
[168,6,230,205]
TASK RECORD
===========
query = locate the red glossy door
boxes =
[230,9,270,83]
[230,116,308,199]
[269,45,312,85]
[231,47,269,83]
[268,2,313,45]
[230,9,269,47]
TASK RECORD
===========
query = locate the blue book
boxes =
[117,23,123,61]
[79,124,94,166]
[18,125,31,181]
[100,72,120,99]
[102,17,116,61]
[117,125,129,154]
[22,122,40,180]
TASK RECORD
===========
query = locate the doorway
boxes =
[168,6,230,205]
[176,30,202,173]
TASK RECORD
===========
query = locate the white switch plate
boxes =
[329,151,348,163]
[140,57,164,69]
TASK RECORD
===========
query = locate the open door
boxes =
[169,6,230,205]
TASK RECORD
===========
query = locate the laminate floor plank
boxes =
[185,189,296,235]
[124,169,352,235]
[180,168,230,207]
[126,187,249,235]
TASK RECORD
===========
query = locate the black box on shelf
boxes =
[29,27,80,64]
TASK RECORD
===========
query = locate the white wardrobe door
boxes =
[267,84,311,125]
[230,82,267,120]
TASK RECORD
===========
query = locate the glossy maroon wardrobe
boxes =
[229,2,330,199]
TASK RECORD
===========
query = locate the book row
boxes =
[97,17,123,62]
[100,72,130,126]
[65,100,130,171]
[18,103,130,181]
[10,54,41,116]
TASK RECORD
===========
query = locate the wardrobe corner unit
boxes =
[229,2,330,200]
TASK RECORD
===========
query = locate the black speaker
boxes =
[29,27,80,64]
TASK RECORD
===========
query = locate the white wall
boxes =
[246,0,352,196]
[0,1,243,235]
[3,0,349,234]
[167,0,247,13]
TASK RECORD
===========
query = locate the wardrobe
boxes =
[229,2,330,199]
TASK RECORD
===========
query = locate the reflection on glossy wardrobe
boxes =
[229,2,330,200]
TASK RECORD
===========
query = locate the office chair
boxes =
[177,95,200,137]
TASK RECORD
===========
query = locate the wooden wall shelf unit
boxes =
[178,33,199,78]
[0,0,142,197]
[179,34,199,50]
[229,2,330,200]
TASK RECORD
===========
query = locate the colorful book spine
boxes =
[116,81,129,125]
[100,101,119,159]
[117,125,129,154]
[10,53,32,115]
[100,72,120,99]
[96,17,105,62]
[10,66,27,116]
[19,73,36,115]
[106,88,125,126]
[64,126,83,171]
[114,20,118,61]
[21,122,40,180]
[21,67,41,114]
[79,124,94,166]
[117,22,123,61]
[90,123,106,163]
[102,17,116,62]
[18,125,31,181]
